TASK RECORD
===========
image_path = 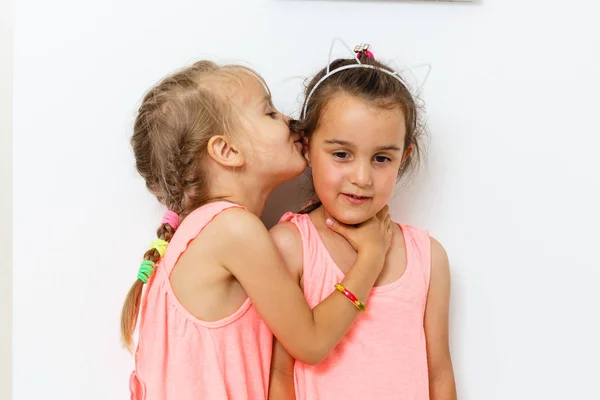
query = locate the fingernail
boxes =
[326,218,333,227]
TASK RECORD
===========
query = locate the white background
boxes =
[1,0,13,397]
[8,0,600,399]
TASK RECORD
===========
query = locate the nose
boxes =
[349,161,372,188]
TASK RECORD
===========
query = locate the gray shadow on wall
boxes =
[261,171,313,229]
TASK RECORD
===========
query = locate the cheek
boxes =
[260,121,287,145]
[311,157,342,193]
[262,126,291,157]
[375,170,399,199]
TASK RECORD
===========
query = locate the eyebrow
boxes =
[324,139,402,152]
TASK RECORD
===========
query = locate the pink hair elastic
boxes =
[161,210,180,230]
[355,43,374,59]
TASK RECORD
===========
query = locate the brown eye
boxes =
[374,155,392,163]
[333,151,350,159]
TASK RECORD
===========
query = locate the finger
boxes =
[376,205,390,220]
[325,217,348,237]
[384,213,391,228]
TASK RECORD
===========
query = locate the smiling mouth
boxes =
[342,194,371,205]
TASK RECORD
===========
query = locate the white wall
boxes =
[13,0,600,399]
[1,0,13,397]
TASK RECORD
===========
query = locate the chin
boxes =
[329,210,370,227]
[289,157,307,177]
[288,164,306,180]
[277,159,307,179]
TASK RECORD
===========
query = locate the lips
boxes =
[342,193,371,205]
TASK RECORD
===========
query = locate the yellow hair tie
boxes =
[150,239,169,257]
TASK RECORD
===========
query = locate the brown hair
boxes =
[294,56,426,213]
[120,60,266,351]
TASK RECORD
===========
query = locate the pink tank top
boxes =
[130,202,273,400]
[280,212,431,400]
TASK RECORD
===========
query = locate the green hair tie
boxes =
[137,260,155,284]
[150,239,169,257]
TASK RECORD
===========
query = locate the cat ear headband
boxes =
[302,38,431,119]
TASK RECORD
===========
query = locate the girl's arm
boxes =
[268,339,296,400]
[425,238,457,400]
[212,207,392,365]
[267,221,304,399]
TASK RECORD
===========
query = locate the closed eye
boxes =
[266,111,278,119]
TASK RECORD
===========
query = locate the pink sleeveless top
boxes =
[130,202,273,400]
[280,213,431,400]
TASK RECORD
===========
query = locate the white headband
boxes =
[301,38,431,119]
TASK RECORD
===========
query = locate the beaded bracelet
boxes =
[334,283,366,312]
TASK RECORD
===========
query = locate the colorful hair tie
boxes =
[334,283,366,311]
[150,239,169,257]
[354,43,374,59]
[137,260,155,284]
[161,210,180,230]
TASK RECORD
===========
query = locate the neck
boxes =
[208,173,275,217]
[307,204,330,230]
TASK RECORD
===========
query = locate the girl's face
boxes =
[236,76,306,185]
[307,93,408,225]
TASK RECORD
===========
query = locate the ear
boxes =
[207,135,245,168]
[401,144,415,164]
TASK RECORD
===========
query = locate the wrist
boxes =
[356,247,385,268]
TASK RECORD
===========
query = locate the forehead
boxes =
[229,71,270,107]
[315,93,406,146]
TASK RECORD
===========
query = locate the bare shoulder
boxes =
[193,207,270,254]
[429,236,451,285]
[270,222,302,253]
[269,222,304,281]
[215,206,266,236]
[430,237,449,265]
